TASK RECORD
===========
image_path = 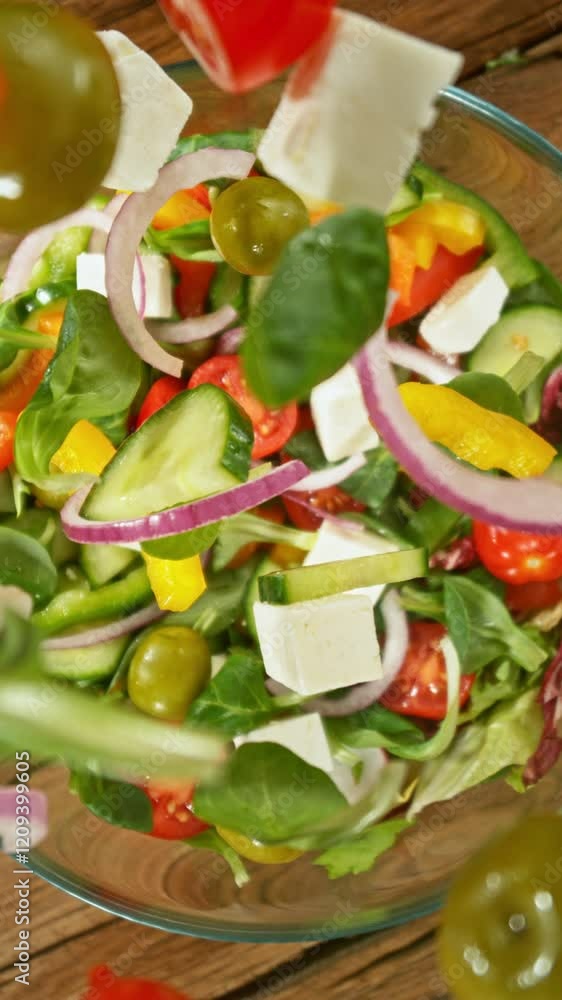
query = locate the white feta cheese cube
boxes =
[304,521,398,605]
[258,13,462,213]
[98,31,193,191]
[253,593,382,696]
[420,265,509,355]
[311,363,379,463]
[76,253,173,319]
[234,713,334,774]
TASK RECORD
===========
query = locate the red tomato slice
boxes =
[507,580,562,614]
[381,621,475,721]
[85,965,191,1000]
[473,522,562,585]
[170,256,216,319]
[144,783,209,841]
[136,376,187,429]
[188,355,298,459]
[0,411,17,471]
[282,482,365,532]
[158,0,336,94]
[388,244,484,327]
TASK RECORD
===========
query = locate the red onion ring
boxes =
[355,325,562,533]
[89,193,129,253]
[0,788,48,851]
[291,453,366,492]
[61,460,308,545]
[386,341,460,384]
[105,148,255,376]
[42,603,164,651]
[151,305,238,344]
[217,326,245,355]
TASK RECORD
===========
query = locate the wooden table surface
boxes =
[3,2,562,998]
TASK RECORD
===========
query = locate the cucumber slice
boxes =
[245,554,278,638]
[411,163,537,288]
[32,566,153,636]
[469,306,562,379]
[259,548,427,605]
[42,635,129,681]
[386,176,424,225]
[84,385,253,522]
[81,544,138,588]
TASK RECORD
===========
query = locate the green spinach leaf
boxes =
[0,526,57,606]
[314,818,413,879]
[187,651,283,736]
[448,372,525,421]
[70,772,152,832]
[407,498,464,553]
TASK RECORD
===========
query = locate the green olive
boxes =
[439,815,562,999]
[0,4,121,232]
[127,625,211,722]
[210,177,309,276]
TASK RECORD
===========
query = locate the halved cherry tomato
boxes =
[0,411,17,470]
[152,186,210,230]
[85,965,191,1000]
[506,579,562,614]
[188,355,298,459]
[171,256,216,319]
[381,621,475,721]
[388,244,484,327]
[282,483,365,532]
[228,502,285,568]
[473,522,562,585]
[136,376,187,429]
[143,782,209,840]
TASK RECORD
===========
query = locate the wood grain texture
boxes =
[3,4,561,1000]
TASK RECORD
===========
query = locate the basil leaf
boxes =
[284,428,326,469]
[407,498,464,553]
[15,291,143,491]
[0,526,57,606]
[448,372,525,421]
[314,818,413,879]
[243,208,389,406]
[188,829,250,888]
[169,129,264,161]
[340,448,398,510]
[70,772,152,833]
[187,651,283,737]
[166,560,257,637]
[193,743,347,842]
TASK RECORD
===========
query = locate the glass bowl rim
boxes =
[28,68,562,942]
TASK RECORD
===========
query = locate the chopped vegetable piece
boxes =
[473,522,562,584]
[50,420,116,477]
[143,552,206,612]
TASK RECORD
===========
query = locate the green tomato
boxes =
[210,177,309,276]
[439,815,562,999]
[0,4,121,231]
[127,626,211,722]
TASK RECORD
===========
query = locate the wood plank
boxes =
[465,57,562,149]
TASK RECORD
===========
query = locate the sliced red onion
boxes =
[0,586,33,620]
[355,326,562,533]
[281,492,365,532]
[0,787,48,851]
[61,460,308,545]
[1,208,112,303]
[89,193,129,253]
[151,305,238,345]
[217,326,245,355]
[42,603,164,651]
[291,453,366,493]
[331,747,387,805]
[105,148,255,376]
[386,341,460,384]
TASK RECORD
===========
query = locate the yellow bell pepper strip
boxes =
[50,420,116,477]
[391,199,485,269]
[143,552,207,612]
[390,218,438,270]
[398,383,556,479]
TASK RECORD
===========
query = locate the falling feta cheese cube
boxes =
[76,253,173,319]
[253,593,382,696]
[311,363,379,463]
[304,521,399,605]
[420,265,509,355]
[98,31,193,191]
[234,714,334,774]
[258,13,462,213]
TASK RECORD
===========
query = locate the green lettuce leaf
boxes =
[314,817,413,879]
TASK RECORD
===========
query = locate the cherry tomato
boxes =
[85,965,191,1000]
[388,245,484,327]
[158,0,336,94]
[0,5,120,231]
[439,815,562,999]
[473,522,562,584]
[381,621,475,720]
[228,502,285,569]
[136,376,187,429]
[282,482,365,532]
[217,827,303,865]
[144,782,209,840]
[0,411,17,471]
[507,580,562,614]
[188,355,298,459]
[171,257,216,319]
[210,177,309,276]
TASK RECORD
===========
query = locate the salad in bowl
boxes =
[1,13,561,889]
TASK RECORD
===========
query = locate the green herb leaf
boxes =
[213,512,315,572]
[460,659,527,722]
[507,261,562,311]
[188,829,250,888]
[407,498,464,553]
[187,651,283,737]
[166,560,258,637]
[0,526,57,606]
[169,129,264,161]
[243,208,389,406]
[327,703,426,753]
[71,772,153,832]
[448,372,524,421]
[145,221,219,262]
[314,817,413,879]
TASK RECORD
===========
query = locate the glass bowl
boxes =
[24,62,562,942]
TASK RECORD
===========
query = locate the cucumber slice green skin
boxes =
[385,176,424,226]
[259,548,427,605]
[42,636,129,681]
[246,555,278,638]
[0,526,58,606]
[84,384,253,523]
[468,306,562,380]
[80,543,138,588]
[32,566,153,636]
[411,163,538,289]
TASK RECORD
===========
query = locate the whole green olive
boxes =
[127,625,211,722]
[210,177,309,276]
[0,4,121,231]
